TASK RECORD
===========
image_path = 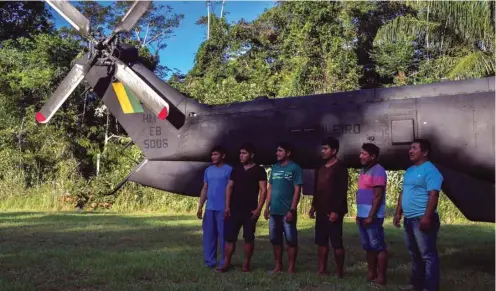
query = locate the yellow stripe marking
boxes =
[112,82,134,114]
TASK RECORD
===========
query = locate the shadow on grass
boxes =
[0,212,493,291]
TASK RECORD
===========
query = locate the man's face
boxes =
[321,145,336,160]
[359,149,374,166]
[276,147,289,161]
[211,151,224,164]
[408,142,426,163]
[239,149,252,164]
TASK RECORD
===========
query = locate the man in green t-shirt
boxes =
[264,142,303,274]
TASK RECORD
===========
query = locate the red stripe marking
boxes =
[35,112,46,123]
[158,106,168,120]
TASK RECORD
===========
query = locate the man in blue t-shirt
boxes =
[394,139,443,291]
[197,146,232,269]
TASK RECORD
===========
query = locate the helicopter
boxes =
[39,0,495,223]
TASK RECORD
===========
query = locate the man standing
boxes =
[394,139,443,291]
[264,142,303,274]
[356,143,389,285]
[217,143,267,273]
[309,137,349,278]
[197,146,232,269]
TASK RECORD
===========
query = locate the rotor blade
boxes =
[36,59,90,124]
[45,0,91,38]
[114,1,151,34]
[113,58,170,120]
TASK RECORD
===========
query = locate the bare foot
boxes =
[268,267,282,275]
[318,270,329,276]
[374,276,386,285]
[288,267,296,274]
[367,272,377,281]
[242,263,250,272]
[215,265,231,273]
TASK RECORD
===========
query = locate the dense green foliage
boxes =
[0,1,493,223]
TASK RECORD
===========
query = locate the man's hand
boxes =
[393,213,402,228]
[251,208,261,220]
[285,211,294,223]
[308,207,315,219]
[362,216,374,227]
[224,208,231,220]
[196,208,203,219]
[420,215,431,230]
[329,212,338,223]
[264,207,270,220]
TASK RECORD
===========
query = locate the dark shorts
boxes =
[314,212,344,249]
[269,214,298,247]
[357,217,387,252]
[224,211,259,243]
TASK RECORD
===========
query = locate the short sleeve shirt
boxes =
[204,164,232,211]
[229,164,267,212]
[402,161,443,218]
[268,161,303,215]
[356,163,387,218]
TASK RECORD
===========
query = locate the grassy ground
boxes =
[0,211,493,291]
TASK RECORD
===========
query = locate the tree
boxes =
[0,1,52,42]
[110,1,184,78]
[372,0,495,85]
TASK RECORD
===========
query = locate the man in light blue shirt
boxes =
[197,146,232,269]
[394,139,443,291]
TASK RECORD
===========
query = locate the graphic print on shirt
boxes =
[269,161,303,215]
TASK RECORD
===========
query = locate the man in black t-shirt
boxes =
[216,143,268,273]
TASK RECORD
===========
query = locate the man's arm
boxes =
[224,180,234,218]
[421,166,443,228]
[366,168,386,223]
[264,183,272,220]
[395,191,403,217]
[197,182,208,219]
[309,169,318,218]
[291,185,302,211]
[254,180,268,213]
[368,186,385,218]
[423,190,439,219]
[290,166,304,213]
[330,166,349,216]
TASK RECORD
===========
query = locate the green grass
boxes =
[0,211,494,291]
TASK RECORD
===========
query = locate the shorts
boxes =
[224,211,258,243]
[269,214,298,247]
[314,212,344,249]
[357,217,387,252]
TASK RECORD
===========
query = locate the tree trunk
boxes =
[220,0,226,19]
[207,0,211,40]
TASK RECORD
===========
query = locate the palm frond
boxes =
[406,0,494,49]
[374,15,441,46]
[447,50,495,80]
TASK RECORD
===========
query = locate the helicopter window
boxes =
[391,119,414,145]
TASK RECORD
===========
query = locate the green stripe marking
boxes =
[124,86,144,113]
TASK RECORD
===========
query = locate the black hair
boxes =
[361,143,380,159]
[322,137,339,153]
[240,142,256,155]
[211,145,227,156]
[412,138,431,157]
[277,141,294,155]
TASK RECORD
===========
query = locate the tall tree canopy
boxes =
[0,1,52,42]
[371,0,495,86]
